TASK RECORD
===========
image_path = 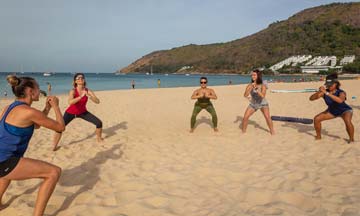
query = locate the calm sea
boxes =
[0,72,320,98]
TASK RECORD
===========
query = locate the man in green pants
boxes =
[190,77,218,133]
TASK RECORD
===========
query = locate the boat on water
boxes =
[43,72,52,77]
[146,65,154,75]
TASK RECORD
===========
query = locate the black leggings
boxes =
[64,111,102,128]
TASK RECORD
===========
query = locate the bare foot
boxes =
[270,130,275,135]
[97,138,104,143]
[348,138,355,144]
[214,128,219,132]
[315,136,321,140]
[189,129,194,133]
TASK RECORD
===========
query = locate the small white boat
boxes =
[43,72,52,77]
[185,74,190,76]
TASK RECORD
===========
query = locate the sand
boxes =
[0,80,360,216]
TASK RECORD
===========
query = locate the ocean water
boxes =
[0,72,320,98]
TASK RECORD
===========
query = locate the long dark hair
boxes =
[7,75,37,98]
[251,69,263,85]
[73,73,86,88]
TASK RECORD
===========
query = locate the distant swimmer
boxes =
[309,73,354,143]
[190,77,218,133]
[242,69,274,135]
[53,73,103,151]
[157,79,161,88]
[0,75,65,216]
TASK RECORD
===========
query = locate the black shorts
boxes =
[0,157,21,177]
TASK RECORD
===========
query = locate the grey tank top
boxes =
[250,84,267,105]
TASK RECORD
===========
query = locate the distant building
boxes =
[340,55,355,65]
[270,55,355,74]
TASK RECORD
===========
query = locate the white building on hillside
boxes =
[340,55,355,65]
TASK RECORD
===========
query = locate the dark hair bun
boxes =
[6,75,20,87]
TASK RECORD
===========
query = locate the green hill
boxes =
[120,2,360,74]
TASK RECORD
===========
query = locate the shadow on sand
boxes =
[51,144,126,215]
[234,116,269,133]
[68,121,128,146]
[279,121,342,140]
[351,105,360,110]
[2,183,40,209]
[194,116,214,129]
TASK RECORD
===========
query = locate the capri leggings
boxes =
[63,111,102,128]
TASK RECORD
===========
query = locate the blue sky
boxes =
[0,0,356,72]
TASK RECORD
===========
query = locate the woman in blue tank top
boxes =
[0,75,65,216]
[309,73,354,143]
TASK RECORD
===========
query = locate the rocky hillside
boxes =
[120,2,360,74]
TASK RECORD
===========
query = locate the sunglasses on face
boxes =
[76,77,84,80]
[200,81,207,84]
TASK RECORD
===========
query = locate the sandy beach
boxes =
[0,80,360,216]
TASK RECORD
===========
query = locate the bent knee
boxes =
[96,120,103,128]
[314,116,321,123]
[48,166,62,181]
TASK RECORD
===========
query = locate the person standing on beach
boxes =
[242,69,274,135]
[46,82,51,95]
[309,73,354,143]
[157,79,161,88]
[53,73,103,151]
[190,77,218,132]
[131,80,135,89]
[0,75,65,216]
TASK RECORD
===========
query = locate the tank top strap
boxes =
[73,88,79,97]
[0,101,27,122]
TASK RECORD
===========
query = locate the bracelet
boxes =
[325,92,329,95]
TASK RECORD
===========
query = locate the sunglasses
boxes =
[200,81,207,84]
[76,77,84,80]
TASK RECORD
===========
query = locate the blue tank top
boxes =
[0,101,34,162]
[323,89,352,117]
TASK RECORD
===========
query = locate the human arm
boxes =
[309,86,326,101]
[35,97,52,129]
[68,89,85,105]
[205,89,217,100]
[86,89,100,104]
[191,90,203,99]
[254,85,266,98]
[244,84,253,97]
[29,96,65,132]
[326,91,346,103]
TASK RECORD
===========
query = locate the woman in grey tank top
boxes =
[242,69,274,135]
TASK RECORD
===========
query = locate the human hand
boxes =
[319,86,326,93]
[80,91,87,98]
[48,96,59,107]
[45,97,52,110]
